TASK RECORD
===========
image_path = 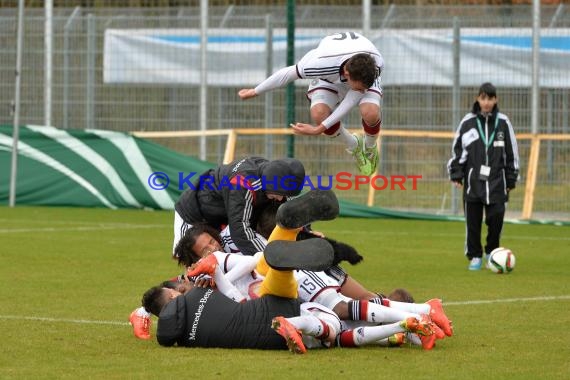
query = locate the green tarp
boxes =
[0,125,212,209]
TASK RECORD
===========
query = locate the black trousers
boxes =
[464,201,505,259]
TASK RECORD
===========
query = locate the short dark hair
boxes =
[175,223,222,267]
[478,82,497,98]
[142,286,169,317]
[345,53,379,88]
[387,288,415,303]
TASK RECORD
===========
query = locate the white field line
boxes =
[0,223,167,234]
[0,315,128,326]
[1,295,568,327]
[444,294,570,306]
[327,229,570,241]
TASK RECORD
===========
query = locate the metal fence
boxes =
[1,4,569,220]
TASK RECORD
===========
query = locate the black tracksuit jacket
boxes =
[447,103,519,205]
[175,156,303,256]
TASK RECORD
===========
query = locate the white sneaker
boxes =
[468,257,482,271]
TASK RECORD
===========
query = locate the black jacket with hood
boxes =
[175,156,305,255]
[447,102,519,205]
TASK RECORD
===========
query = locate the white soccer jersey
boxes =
[296,32,384,84]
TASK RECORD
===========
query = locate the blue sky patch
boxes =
[151,35,317,44]
[462,36,570,51]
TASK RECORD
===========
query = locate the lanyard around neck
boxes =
[476,116,499,149]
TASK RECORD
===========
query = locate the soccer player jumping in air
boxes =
[239,31,384,176]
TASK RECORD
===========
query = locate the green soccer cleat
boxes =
[364,143,379,175]
[400,317,434,337]
[387,332,406,347]
[347,134,373,176]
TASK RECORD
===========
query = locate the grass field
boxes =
[1,206,568,379]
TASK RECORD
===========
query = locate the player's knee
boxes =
[360,104,381,126]
[310,104,332,125]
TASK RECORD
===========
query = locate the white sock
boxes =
[136,306,150,317]
[364,134,378,149]
[341,322,404,346]
[336,127,358,151]
[287,315,328,338]
[385,300,431,315]
[364,302,420,323]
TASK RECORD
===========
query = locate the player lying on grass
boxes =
[150,277,434,353]
[174,190,451,348]
[131,191,453,348]
[129,190,350,338]
[131,191,452,347]
[183,241,448,350]
[141,190,435,353]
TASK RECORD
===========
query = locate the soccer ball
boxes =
[488,247,516,274]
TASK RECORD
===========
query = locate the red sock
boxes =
[338,330,358,347]
[362,119,381,135]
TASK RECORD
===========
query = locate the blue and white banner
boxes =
[104,28,570,87]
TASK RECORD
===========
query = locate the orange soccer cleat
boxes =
[129,308,151,340]
[426,298,453,337]
[186,254,218,278]
[271,316,307,354]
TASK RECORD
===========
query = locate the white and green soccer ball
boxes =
[488,247,516,274]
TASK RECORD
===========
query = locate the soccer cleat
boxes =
[387,332,406,347]
[186,254,218,278]
[264,238,334,272]
[271,316,307,354]
[364,143,379,175]
[401,317,434,337]
[347,134,373,176]
[426,298,453,337]
[468,257,482,271]
[129,308,151,340]
[275,189,339,229]
[419,333,436,350]
[432,323,446,340]
[417,315,437,350]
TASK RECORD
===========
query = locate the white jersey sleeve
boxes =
[253,65,300,95]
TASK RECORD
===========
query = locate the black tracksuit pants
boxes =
[464,201,505,259]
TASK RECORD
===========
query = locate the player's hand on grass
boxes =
[290,122,326,136]
[238,89,257,100]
